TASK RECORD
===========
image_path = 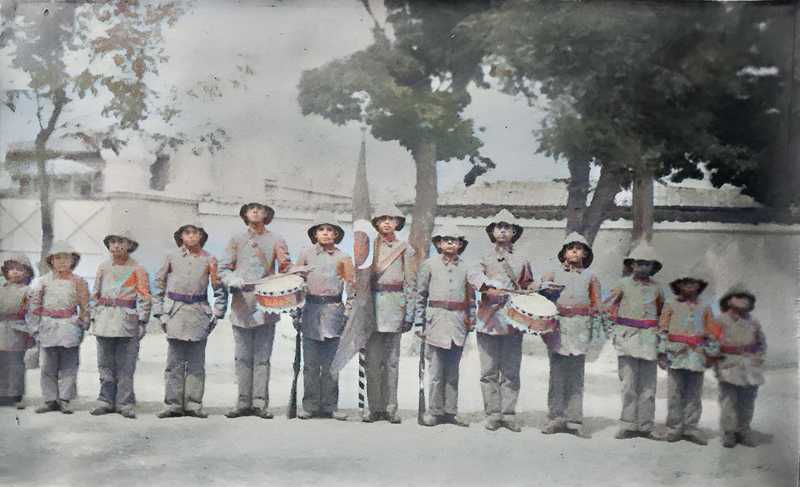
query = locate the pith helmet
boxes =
[370,201,406,232]
[307,211,345,245]
[174,222,209,248]
[432,223,468,254]
[485,209,523,244]
[239,202,275,226]
[45,241,81,270]
[103,228,139,253]
[558,232,593,268]
[624,241,662,275]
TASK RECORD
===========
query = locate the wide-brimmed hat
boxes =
[103,228,139,253]
[1,253,34,283]
[719,282,756,312]
[558,231,593,268]
[623,241,662,275]
[370,202,406,232]
[485,209,523,244]
[45,241,81,270]
[239,202,275,226]
[669,276,709,296]
[307,211,345,244]
[432,223,468,254]
[173,222,209,248]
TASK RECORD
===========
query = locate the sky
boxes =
[0,0,567,201]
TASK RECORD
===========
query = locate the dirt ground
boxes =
[1,321,796,487]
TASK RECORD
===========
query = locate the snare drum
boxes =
[254,274,306,314]
[501,292,558,335]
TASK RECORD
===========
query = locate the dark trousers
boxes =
[302,336,340,414]
[427,344,463,416]
[96,336,139,411]
[617,356,657,432]
[164,339,207,412]
[719,382,758,434]
[233,324,276,409]
[41,346,79,402]
[548,351,586,425]
[666,368,704,434]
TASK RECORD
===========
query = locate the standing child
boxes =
[468,209,534,432]
[657,276,719,445]
[0,254,35,409]
[363,202,416,424]
[292,212,354,420]
[28,242,90,414]
[153,223,228,418]
[414,224,475,427]
[604,242,665,440]
[539,232,601,437]
[714,283,766,448]
[90,229,152,419]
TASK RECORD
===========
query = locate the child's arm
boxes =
[74,277,90,329]
[209,256,228,320]
[274,238,292,274]
[588,275,601,312]
[152,255,171,319]
[412,261,432,328]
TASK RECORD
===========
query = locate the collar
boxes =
[494,244,513,256]
[562,264,584,273]
[248,225,267,236]
[111,257,133,267]
[381,234,397,246]
[315,243,338,256]
[440,253,460,266]
[182,246,205,257]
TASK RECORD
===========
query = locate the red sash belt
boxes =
[375,283,403,293]
[0,311,25,321]
[429,300,469,311]
[720,343,760,355]
[667,334,704,347]
[614,317,657,329]
[557,305,592,317]
[33,306,77,318]
[97,297,137,309]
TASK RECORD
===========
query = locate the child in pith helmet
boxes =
[414,223,475,428]
[291,211,354,421]
[28,242,90,414]
[714,283,766,448]
[539,232,601,438]
[604,241,665,440]
[0,253,35,409]
[657,275,719,445]
[467,209,534,432]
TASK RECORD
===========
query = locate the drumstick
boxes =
[243,266,317,286]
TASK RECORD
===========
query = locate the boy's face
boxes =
[315,225,338,245]
[51,253,73,273]
[436,237,462,256]
[246,206,267,225]
[5,263,27,284]
[632,260,653,277]
[376,216,398,236]
[181,228,202,248]
[677,281,701,296]
[728,296,753,313]
[107,237,130,259]
[564,244,586,266]
[492,223,515,244]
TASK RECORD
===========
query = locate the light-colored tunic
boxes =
[714,312,766,386]
[0,283,30,351]
[91,258,152,337]
[657,298,717,372]
[28,273,90,348]
[546,266,601,356]
[605,276,665,361]
[371,237,416,332]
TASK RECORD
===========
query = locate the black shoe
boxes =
[614,428,636,440]
[225,407,254,419]
[35,401,60,414]
[502,420,522,433]
[184,409,208,419]
[362,412,381,423]
[157,408,184,419]
[59,401,73,414]
[119,409,137,419]
[443,414,469,428]
[253,408,274,419]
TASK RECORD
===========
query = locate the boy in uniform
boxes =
[0,253,35,409]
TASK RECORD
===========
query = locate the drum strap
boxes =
[249,237,273,275]
[477,254,516,327]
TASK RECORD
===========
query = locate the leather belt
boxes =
[167,292,208,304]
[428,300,468,311]
[96,297,136,309]
[614,317,657,329]
[557,305,592,317]
[667,334,704,347]
[375,283,403,293]
[306,294,342,304]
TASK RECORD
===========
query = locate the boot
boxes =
[683,429,707,446]
[119,408,137,419]
[568,424,590,439]
[332,411,348,421]
[736,430,757,447]
[502,418,522,433]
[225,407,254,419]
[59,400,74,415]
[184,409,208,419]
[542,420,567,435]
[484,417,502,431]
[90,405,115,416]
[35,401,60,414]
[443,414,469,427]
[722,432,737,448]
[386,412,402,424]
[614,428,636,440]
[157,408,184,419]
[664,429,682,443]
[361,411,382,423]
[253,408,274,419]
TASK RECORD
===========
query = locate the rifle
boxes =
[417,329,426,425]
[288,330,301,419]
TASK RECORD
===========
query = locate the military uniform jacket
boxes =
[91,258,152,338]
[468,245,533,336]
[715,312,766,386]
[371,236,416,333]
[0,282,31,351]
[414,254,476,350]
[657,298,717,372]
[547,266,601,356]
[293,244,355,341]
[219,228,291,328]
[606,276,665,361]
[27,273,90,348]
[153,247,228,342]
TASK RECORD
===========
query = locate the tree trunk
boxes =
[35,88,68,272]
[408,140,438,269]
[565,158,590,234]
[631,168,654,244]
[580,166,623,245]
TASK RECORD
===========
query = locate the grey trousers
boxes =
[233,324,275,410]
[478,333,522,420]
[302,336,340,414]
[96,336,139,411]
[666,368,704,434]
[365,331,402,415]
[164,339,207,412]
[0,350,26,397]
[548,351,586,424]
[719,382,758,434]
[427,343,463,416]
[617,355,657,432]
[41,346,80,402]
